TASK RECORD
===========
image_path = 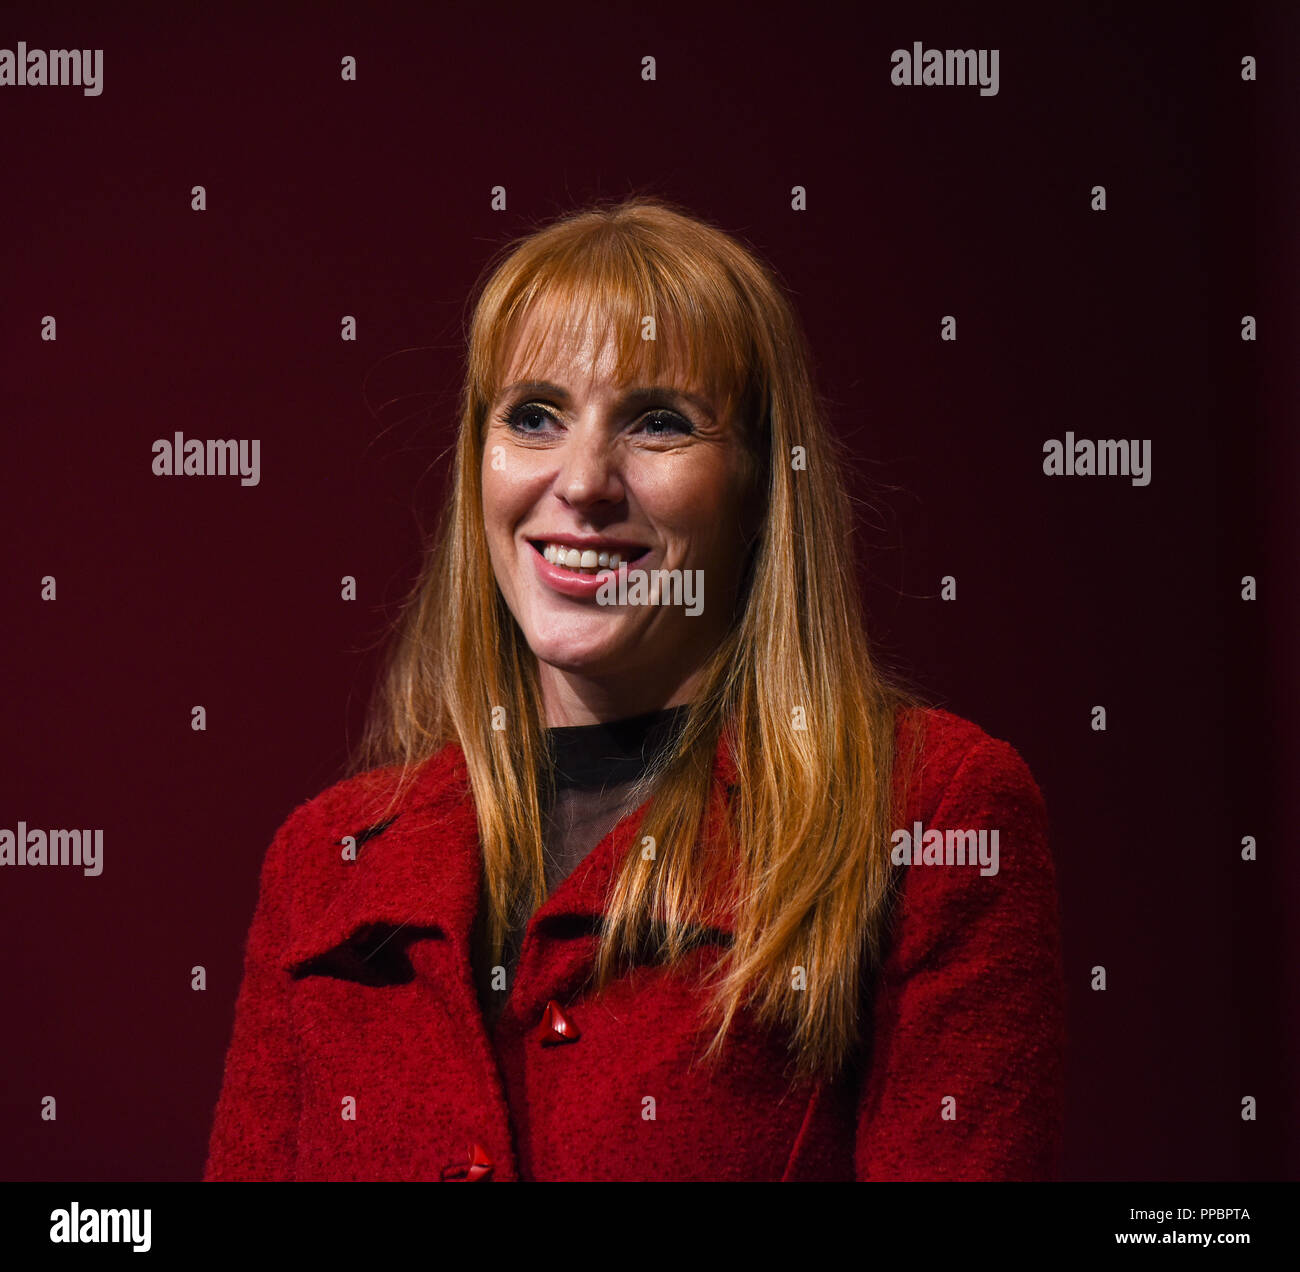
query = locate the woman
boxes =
[203,196,1065,1182]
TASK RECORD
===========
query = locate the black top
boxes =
[473,705,691,1029]
[546,704,693,790]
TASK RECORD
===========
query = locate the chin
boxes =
[524,615,635,675]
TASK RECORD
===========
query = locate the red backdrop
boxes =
[1,0,1294,1181]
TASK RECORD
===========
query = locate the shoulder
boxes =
[880,704,1059,979]
[892,704,1047,830]
[863,706,1066,1181]
[255,742,467,883]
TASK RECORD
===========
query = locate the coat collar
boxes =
[281,729,741,975]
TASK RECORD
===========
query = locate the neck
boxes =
[537,659,704,726]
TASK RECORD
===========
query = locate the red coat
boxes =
[203,705,1065,1181]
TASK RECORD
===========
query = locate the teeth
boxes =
[540,542,629,574]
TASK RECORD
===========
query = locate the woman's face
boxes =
[481,311,759,724]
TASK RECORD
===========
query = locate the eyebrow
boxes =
[497,380,716,420]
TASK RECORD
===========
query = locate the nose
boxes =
[552,425,625,511]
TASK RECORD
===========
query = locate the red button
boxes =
[538,999,581,1045]
[442,1142,493,1181]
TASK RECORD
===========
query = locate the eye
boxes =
[638,409,693,436]
[499,402,559,435]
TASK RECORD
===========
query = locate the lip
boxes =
[524,537,652,600]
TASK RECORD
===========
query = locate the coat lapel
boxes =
[279,744,481,975]
[279,728,742,994]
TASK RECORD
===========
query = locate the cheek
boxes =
[481,451,529,540]
[646,455,749,557]
[480,465,503,536]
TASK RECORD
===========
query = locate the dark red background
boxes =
[1,0,1293,1181]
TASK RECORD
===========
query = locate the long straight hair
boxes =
[353,196,920,1081]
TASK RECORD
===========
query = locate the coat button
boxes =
[537,999,580,1045]
[441,1142,493,1181]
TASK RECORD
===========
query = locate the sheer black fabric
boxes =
[473,706,690,1028]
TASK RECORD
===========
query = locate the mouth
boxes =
[528,539,651,577]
